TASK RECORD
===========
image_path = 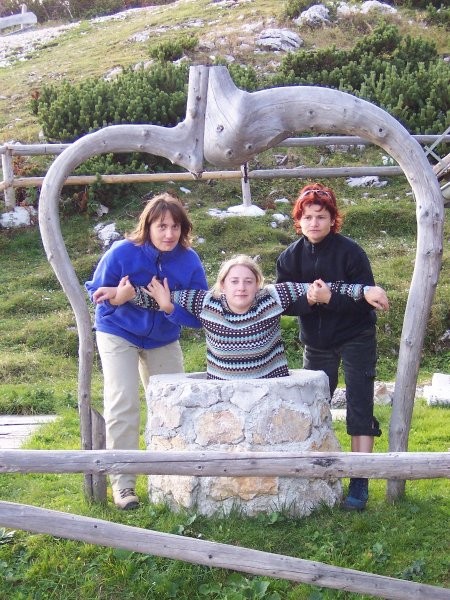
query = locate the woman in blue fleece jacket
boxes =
[85,192,208,510]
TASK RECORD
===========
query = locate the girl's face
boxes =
[149,211,181,252]
[221,265,259,314]
[299,204,334,244]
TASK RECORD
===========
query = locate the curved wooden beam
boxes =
[204,67,444,500]
[38,65,443,502]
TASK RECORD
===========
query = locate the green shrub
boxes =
[149,34,198,62]
[270,23,449,134]
[31,63,188,142]
[217,61,260,92]
[283,0,317,19]
[392,0,446,8]
[71,153,169,212]
[425,4,450,29]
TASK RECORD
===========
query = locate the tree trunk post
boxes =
[1,148,16,209]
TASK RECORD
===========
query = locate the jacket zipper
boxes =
[311,243,323,345]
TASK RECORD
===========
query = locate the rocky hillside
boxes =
[0,0,448,143]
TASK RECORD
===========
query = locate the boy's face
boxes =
[299,204,334,244]
[221,265,259,314]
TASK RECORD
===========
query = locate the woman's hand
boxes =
[144,276,174,314]
[364,286,389,311]
[93,275,135,305]
[307,279,332,305]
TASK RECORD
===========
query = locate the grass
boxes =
[0,402,448,598]
[0,1,448,142]
[0,172,449,598]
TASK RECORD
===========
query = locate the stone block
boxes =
[423,372,450,406]
[146,369,342,516]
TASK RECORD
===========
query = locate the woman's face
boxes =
[299,204,334,244]
[149,211,181,252]
[221,265,259,314]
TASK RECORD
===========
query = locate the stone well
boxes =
[146,369,342,516]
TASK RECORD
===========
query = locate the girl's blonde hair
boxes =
[126,192,193,248]
[211,254,264,298]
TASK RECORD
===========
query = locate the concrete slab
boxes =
[0,415,57,449]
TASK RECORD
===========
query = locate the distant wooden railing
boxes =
[0,4,37,34]
[0,448,449,600]
[1,134,449,209]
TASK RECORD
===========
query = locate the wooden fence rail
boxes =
[0,449,449,479]
[1,500,449,600]
[1,135,449,209]
[0,5,37,34]
[0,448,449,599]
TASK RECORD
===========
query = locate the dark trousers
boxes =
[303,329,381,437]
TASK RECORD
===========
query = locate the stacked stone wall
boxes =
[146,369,343,516]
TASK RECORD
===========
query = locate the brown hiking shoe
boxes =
[113,488,139,510]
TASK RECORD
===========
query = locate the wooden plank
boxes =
[0,449,448,479]
[0,165,405,192]
[0,416,57,449]
[0,501,448,600]
[0,12,37,31]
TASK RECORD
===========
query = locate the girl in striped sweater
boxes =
[93,254,388,380]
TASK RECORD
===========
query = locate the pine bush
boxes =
[270,24,449,134]
[392,0,446,8]
[149,35,198,62]
[31,63,189,142]
[283,0,317,20]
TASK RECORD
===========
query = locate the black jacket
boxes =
[276,232,376,349]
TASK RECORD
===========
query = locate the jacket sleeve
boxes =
[325,247,375,314]
[84,247,121,303]
[164,257,208,329]
[276,248,313,316]
[165,289,207,325]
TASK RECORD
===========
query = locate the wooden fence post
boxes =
[240,163,252,207]
[91,408,107,503]
[1,148,16,209]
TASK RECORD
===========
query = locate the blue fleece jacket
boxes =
[85,239,208,349]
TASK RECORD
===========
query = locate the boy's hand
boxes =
[364,285,389,311]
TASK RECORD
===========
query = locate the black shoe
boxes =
[342,478,368,511]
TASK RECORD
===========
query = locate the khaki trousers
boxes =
[96,332,184,492]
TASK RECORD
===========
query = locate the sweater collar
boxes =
[304,232,335,251]
[143,241,183,261]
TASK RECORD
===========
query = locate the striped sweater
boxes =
[134,281,364,380]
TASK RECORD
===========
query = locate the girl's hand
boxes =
[144,276,174,314]
[92,276,134,305]
[93,286,119,304]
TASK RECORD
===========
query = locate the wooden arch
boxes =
[38,65,443,501]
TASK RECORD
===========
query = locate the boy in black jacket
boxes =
[277,182,389,511]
